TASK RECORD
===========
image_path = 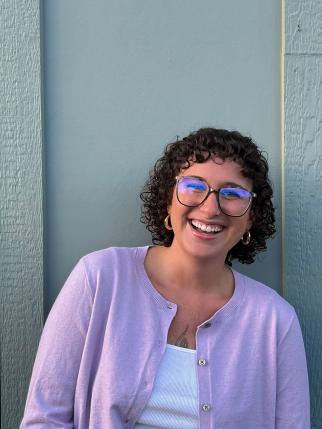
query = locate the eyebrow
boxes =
[224,181,248,189]
[181,175,250,191]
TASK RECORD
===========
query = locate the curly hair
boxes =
[140,127,276,264]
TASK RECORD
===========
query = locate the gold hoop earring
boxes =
[164,215,173,231]
[241,231,251,245]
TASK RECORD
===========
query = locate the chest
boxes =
[77,278,278,428]
[167,302,224,349]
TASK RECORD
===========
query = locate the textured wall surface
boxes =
[285,0,322,426]
[0,0,43,427]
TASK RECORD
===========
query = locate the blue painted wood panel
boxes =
[285,1,322,424]
[0,1,43,428]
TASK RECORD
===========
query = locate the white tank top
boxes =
[134,344,199,428]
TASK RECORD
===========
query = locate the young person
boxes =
[20,128,310,428]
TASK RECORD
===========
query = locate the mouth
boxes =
[189,219,224,235]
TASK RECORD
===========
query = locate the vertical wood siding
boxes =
[0,1,43,428]
[285,0,322,426]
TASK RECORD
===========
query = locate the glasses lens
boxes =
[219,187,252,216]
[177,177,208,207]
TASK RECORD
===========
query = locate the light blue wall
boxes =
[43,0,281,311]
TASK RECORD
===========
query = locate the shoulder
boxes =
[234,269,297,333]
[77,245,148,295]
[82,245,144,266]
[80,245,148,276]
[235,269,294,312]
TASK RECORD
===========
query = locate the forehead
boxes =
[181,158,252,188]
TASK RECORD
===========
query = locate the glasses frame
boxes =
[175,175,256,217]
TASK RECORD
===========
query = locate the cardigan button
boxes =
[203,322,212,328]
[202,403,211,412]
[198,358,207,366]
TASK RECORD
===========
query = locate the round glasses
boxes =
[176,176,256,217]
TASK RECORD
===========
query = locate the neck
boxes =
[151,243,232,297]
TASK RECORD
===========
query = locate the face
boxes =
[167,158,253,262]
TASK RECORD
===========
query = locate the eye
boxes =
[186,183,206,191]
[180,178,207,192]
[220,188,250,199]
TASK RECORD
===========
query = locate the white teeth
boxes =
[191,220,223,233]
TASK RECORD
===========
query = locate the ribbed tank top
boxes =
[134,344,199,428]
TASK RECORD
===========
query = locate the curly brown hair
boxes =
[140,127,276,264]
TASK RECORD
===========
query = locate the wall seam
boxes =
[280,0,285,298]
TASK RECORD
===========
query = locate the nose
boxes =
[199,191,221,216]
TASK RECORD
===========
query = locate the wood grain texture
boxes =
[0,0,43,428]
[285,44,322,429]
[285,0,322,54]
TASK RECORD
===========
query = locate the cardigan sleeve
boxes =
[275,311,310,429]
[20,259,93,428]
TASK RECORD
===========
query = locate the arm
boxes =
[20,259,93,428]
[275,311,310,429]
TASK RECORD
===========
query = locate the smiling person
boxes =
[20,128,310,428]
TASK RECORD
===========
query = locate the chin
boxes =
[182,241,226,262]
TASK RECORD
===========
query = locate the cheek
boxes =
[229,217,251,236]
[171,205,189,224]
[236,210,253,231]
[168,203,191,232]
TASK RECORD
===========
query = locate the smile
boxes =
[190,220,224,234]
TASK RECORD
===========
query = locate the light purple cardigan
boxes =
[20,246,310,428]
